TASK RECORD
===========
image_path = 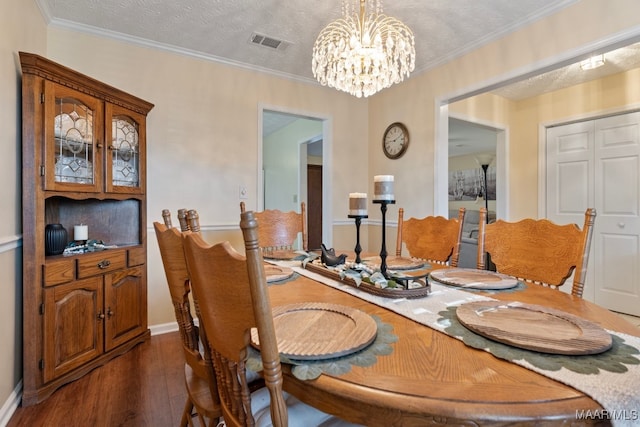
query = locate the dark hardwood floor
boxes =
[8,332,188,427]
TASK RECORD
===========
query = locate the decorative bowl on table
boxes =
[303,258,431,299]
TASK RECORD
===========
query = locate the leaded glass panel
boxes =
[54,98,95,184]
[111,117,139,187]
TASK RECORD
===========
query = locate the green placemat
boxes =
[247,315,397,380]
[437,305,640,374]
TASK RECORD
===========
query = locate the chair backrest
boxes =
[476,208,597,297]
[395,207,466,267]
[182,211,288,427]
[176,208,201,233]
[240,201,308,252]
[153,215,217,391]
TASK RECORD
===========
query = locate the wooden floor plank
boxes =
[8,332,187,427]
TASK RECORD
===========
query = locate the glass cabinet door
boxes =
[44,81,103,193]
[105,104,146,194]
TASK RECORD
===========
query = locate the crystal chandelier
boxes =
[312,0,415,98]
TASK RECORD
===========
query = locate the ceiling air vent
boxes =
[249,33,290,51]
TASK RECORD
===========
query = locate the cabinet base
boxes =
[22,329,151,407]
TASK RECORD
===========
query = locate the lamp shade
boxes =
[475,153,495,167]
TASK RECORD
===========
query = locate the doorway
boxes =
[260,108,332,248]
[448,117,499,213]
[435,32,640,309]
[307,163,323,249]
[435,34,640,219]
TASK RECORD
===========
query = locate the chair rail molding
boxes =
[0,235,22,253]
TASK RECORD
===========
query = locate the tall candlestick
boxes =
[349,192,368,216]
[347,215,366,264]
[373,200,395,278]
[374,175,394,201]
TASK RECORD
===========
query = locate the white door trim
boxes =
[436,29,640,221]
[258,104,334,246]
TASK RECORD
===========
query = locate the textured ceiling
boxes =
[36,0,640,157]
[492,42,640,100]
[38,0,579,88]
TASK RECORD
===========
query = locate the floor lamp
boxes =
[475,154,494,223]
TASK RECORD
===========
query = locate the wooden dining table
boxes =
[266,264,640,426]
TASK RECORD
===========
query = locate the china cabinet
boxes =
[19,52,154,405]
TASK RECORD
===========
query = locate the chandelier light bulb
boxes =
[312,0,416,98]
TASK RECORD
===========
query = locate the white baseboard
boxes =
[0,380,22,427]
[149,321,179,336]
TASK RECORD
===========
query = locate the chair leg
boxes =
[196,413,207,427]
[181,399,195,427]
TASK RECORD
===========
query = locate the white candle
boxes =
[349,192,368,216]
[374,175,395,200]
[74,224,88,241]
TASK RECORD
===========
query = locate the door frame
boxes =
[258,104,334,246]
[434,30,640,220]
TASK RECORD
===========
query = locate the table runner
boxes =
[276,261,640,427]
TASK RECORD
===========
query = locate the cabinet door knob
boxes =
[97,260,111,269]
[107,307,114,318]
[97,312,105,320]
[618,222,626,228]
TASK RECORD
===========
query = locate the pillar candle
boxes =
[74,224,88,241]
[374,175,394,200]
[349,193,368,216]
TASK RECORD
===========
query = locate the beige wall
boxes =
[368,0,640,223]
[3,0,640,416]
[46,27,370,327]
[0,0,47,414]
[513,67,640,216]
[451,65,640,222]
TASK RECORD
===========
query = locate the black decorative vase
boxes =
[45,224,68,255]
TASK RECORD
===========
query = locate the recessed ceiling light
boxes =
[580,54,605,70]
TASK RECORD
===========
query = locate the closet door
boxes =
[546,113,640,316]
[593,113,640,315]
[546,121,595,222]
[546,121,595,299]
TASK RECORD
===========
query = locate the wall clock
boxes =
[382,122,409,159]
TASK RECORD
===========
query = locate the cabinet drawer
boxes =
[128,247,146,267]
[77,251,126,279]
[43,258,75,287]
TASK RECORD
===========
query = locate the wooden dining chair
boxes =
[476,207,597,297]
[182,210,358,427]
[395,207,466,267]
[240,201,308,252]
[154,209,221,427]
[176,208,201,233]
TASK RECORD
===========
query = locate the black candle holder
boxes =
[348,214,368,264]
[373,199,395,278]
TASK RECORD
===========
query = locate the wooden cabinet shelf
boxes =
[20,52,154,406]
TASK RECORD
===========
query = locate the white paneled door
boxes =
[546,112,640,316]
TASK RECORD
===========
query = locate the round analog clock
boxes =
[382,122,409,159]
